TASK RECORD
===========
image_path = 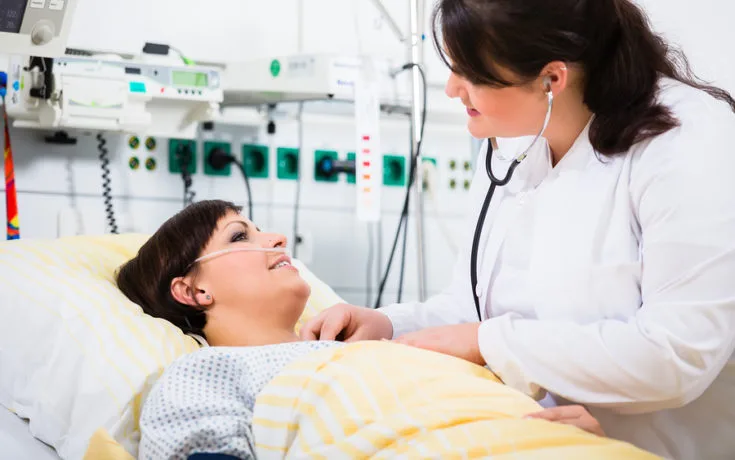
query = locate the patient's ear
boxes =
[170,277,214,307]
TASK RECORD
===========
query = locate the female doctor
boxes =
[302,0,735,458]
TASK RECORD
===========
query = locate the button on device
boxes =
[475,284,483,298]
[30,0,46,8]
[31,21,55,45]
[49,0,65,10]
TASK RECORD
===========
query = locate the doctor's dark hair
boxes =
[116,200,243,338]
[433,0,735,155]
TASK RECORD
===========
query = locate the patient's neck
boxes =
[205,322,299,347]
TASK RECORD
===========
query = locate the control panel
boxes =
[0,0,79,57]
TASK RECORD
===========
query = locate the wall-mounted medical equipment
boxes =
[4,54,223,139]
[0,0,79,58]
[221,54,410,109]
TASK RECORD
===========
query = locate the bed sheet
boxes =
[0,406,60,460]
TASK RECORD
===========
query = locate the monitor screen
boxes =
[0,0,28,33]
[172,70,208,88]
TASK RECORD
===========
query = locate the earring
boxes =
[205,294,211,300]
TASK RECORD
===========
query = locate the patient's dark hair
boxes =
[116,200,242,337]
[433,0,735,155]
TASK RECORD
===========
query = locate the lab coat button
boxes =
[475,284,483,297]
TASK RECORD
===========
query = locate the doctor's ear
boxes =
[539,62,569,95]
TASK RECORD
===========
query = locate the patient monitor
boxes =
[0,0,79,58]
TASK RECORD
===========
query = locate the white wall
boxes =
[1,0,733,306]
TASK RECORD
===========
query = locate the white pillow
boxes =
[0,233,343,459]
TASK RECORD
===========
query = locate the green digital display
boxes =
[172,71,209,87]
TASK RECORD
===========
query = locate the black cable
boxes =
[205,147,253,220]
[293,102,305,258]
[97,133,118,234]
[233,158,254,221]
[374,63,427,308]
[176,144,195,208]
[397,125,415,303]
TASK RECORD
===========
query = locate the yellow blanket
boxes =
[253,341,660,459]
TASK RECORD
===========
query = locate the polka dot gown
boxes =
[138,341,342,460]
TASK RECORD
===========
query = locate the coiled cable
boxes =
[97,133,118,234]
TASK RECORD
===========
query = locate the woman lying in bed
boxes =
[117,199,604,459]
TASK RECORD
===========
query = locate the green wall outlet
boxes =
[314,149,339,183]
[204,142,232,176]
[383,154,406,187]
[242,144,269,178]
[346,152,356,184]
[168,139,197,174]
[277,147,300,180]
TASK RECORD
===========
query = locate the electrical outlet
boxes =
[346,152,356,184]
[383,154,406,187]
[314,149,339,183]
[421,157,437,190]
[242,144,269,178]
[277,147,300,180]
[204,142,232,176]
[168,139,197,174]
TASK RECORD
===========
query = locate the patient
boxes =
[117,199,345,459]
[117,199,603,459]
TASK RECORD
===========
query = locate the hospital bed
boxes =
[0,406,59,460]
[0,233,661,459]
[0,233,345,459]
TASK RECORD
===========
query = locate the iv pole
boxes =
[408,0,427,301]
[367,0,428,301]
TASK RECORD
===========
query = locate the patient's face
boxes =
[191,211,310,328]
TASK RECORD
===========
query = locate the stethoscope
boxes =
[470,79,555,321]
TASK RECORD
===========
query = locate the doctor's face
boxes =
[445,69,549,140]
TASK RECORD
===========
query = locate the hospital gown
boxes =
[138,341,342,460]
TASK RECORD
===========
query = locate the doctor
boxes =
[303,0,735,458]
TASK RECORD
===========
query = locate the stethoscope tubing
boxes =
[470,89,554,321]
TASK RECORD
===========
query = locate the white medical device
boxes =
[221,54,410,109]
[4,54,223,139]
[0,0,79,58]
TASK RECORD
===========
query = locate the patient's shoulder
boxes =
[154,341,343,391]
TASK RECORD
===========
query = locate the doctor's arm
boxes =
[478,127,735,414]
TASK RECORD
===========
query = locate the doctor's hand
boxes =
[299,303,394,342]
[393,323,485,366]
[525,405,605,437]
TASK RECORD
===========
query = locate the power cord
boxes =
[206,148,253,221]
[234,158,254,221]
[142,42,195,66]
[293,102,305,258]
[175,143,196,208]
[97,133,118,234]
[374,62,427,308]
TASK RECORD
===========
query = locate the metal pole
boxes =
[409,0,427,301]
[368,0,406,42]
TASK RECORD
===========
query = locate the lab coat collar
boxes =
[547,115,597,173]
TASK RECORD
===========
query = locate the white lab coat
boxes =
[380,78,735,460]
